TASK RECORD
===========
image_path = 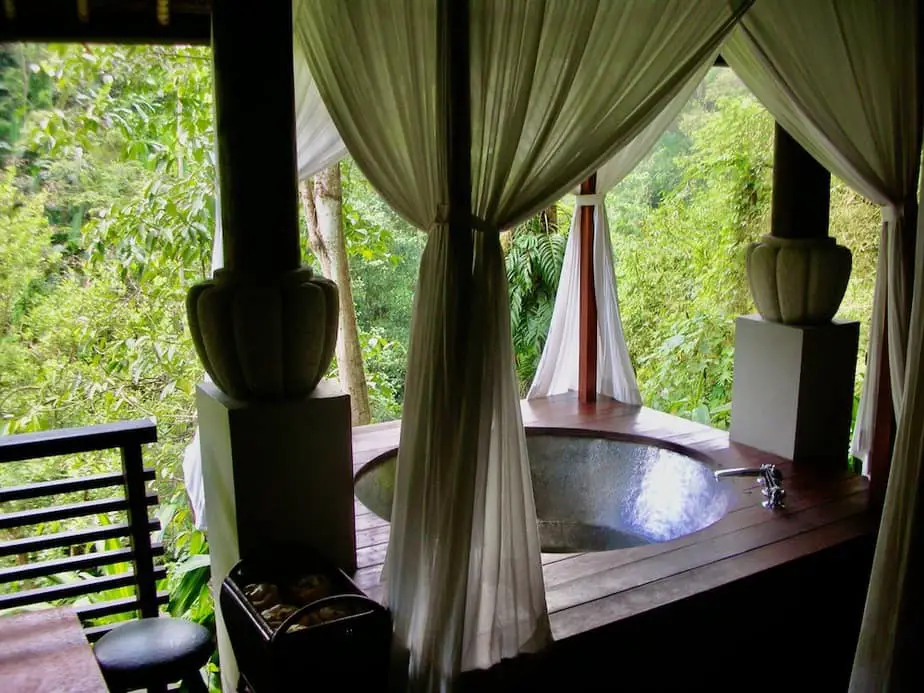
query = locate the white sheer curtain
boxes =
[300,1,746,689]
[853,172,924,691]
[723,0,920,471]
[527,57,714,403]
[722,1,922,688]
[182,23,346,529]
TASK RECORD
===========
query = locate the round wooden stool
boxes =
[93,617,212,692]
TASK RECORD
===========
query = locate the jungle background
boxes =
[0,45,880,687]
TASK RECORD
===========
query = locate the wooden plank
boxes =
[0,419,156,463]
[74,591,170,622]
[0,493,157,530]
[356,523,391,551]
[82,624,115,643]
[0,544,164,584]
[0,566,167,611]
[355,512,389,533]
[540,474,867,595]
[578,174,598,404]
[544,491,868,614]
[0,608,108,692]
[349,394,872,637]
[549,515,870,639]
[0,468,155,503]
[120,444,159,619]
[0,6,211,45]
[357,542,389,571]
[350,465,835,574]
[0,520,159,558]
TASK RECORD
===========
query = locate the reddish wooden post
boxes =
[578,174,598,404]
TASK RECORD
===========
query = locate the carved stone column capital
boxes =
[746,235,852,325]
[187,267,338,401]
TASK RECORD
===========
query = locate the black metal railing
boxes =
[0,419,167,640]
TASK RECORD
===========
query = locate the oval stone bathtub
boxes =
[353,431,732,553]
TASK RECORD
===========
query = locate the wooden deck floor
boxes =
[349,393,871,643]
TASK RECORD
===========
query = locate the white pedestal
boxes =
[730,315,859,466]
[196,380,355,690]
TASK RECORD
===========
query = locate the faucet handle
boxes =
[762,485,786,510]
[758,464,785,510]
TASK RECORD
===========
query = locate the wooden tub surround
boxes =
[350,394,874,691]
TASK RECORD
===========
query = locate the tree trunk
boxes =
[299,166,372,425]
[540,203,558,233]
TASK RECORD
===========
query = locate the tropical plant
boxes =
[505,207,568,392]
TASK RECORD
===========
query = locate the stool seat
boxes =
[94,617,212,691]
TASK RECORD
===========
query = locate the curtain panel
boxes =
[722,1,922,688]
[298,0,748,689]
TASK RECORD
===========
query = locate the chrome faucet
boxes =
[714,463,785,510]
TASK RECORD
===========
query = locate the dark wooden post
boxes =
[771,123,830,239]
[579,174,598,404]
[120,443,158,619]
[212,0,300,273]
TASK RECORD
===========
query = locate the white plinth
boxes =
[196,380,355,690]
[730,315,859,466]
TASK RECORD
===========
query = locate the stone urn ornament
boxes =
[187,7,342,404]
[747,124,852,326]
[746,235,851,325]
[187,267,339,401]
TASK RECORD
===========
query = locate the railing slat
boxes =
[74,590,170,621]
[83,623,115,642]
[0,565,166,611]
[121,444,159,619]
[0,520,159,558]
[0,492,157,530]
[0,543,164,584]
[0,419,157,464]
[0,469,155,503]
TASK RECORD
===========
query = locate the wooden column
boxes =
[442,0,478,429]
[771,123,830,239]
[212,0,300,272]
[579,174,598,404]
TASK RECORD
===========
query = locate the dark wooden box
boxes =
[220,545,391,692]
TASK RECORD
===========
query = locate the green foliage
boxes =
[613,83,773,427]
[0,44,215,644]
[340,160,425,415]
[505,211,567,392]
[610,68,878,428]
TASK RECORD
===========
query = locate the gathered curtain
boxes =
[723,0,920,470]
[299,2,747,688]
[722,1,922,688]
[527,56,715,403]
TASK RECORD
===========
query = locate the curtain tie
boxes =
[575,193,605,207]
[882,204,904,224]
[431,204,497,234]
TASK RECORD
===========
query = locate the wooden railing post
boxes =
[579,174,598,404]
[120,442,158,619]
